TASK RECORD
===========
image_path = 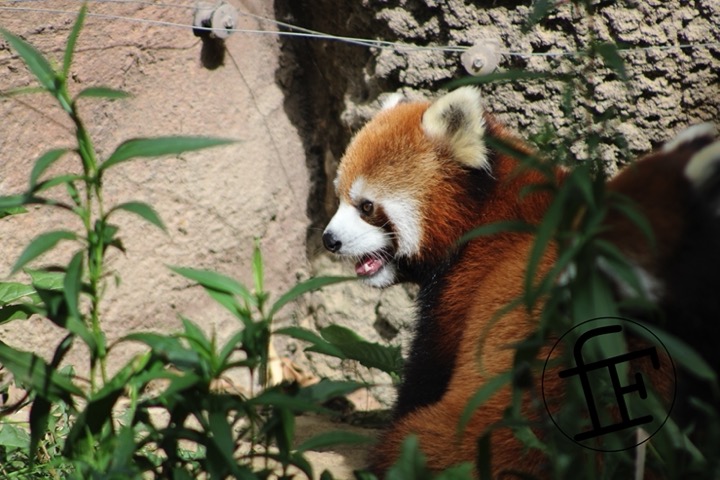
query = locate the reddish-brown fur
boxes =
[329,91,714,477]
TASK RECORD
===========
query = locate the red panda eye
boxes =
[360,200,374,215]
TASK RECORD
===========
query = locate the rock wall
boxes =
[276,0,719,403]
[0,0,309,389]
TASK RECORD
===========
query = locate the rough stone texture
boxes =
[276,0,719,404]
[0,0,310,390]
[1,0,718,421]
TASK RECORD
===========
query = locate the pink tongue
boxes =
[355,256,383,276]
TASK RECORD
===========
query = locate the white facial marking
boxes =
[349,177,367,203]
[383,197,422,256]
[324,201,390,256]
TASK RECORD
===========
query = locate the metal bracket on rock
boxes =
[193,1,239,40]
[461,40,502,76]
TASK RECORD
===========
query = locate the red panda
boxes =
[321,86,720,477]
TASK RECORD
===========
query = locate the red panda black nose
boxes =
[322,231,342,253]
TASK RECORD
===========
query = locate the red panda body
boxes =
[322,87,720,477]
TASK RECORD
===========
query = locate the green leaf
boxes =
[269,276,355,318]
[296,379,366,404]
[320,324,403,375]
[595,42,628,82]
[0,424,30,450]
[75,86,130,100]
[0,85,46,97]
[385,436,431,480]
[123,332,201,370]
[0,304,36,323]
[252,240,264,297]
[0,282,35,304]
[169,266,256,307]
[29,148,69,189]
[525,0,554,31]
[608,193,655,250]
[34,287,97,356]
[275,326,346,359]
[0,28,57,92]
[27,268,65,290]
[207,409,236,466]
[110,201,166,232]
[100,136,235,172]
[625,321,716,384]
[446,70,561,90]
[64,376,126,457]
[12,230,77,274]
[0,194,29,211]
[29,397,52,464]
[296,430,372,453]
[63,251,84,320]
[33,174,85,194]
[476,431,492,480]
[0,206,27,219]
[63,4,86,79]
[0,341,83,400]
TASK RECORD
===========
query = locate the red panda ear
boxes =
[421,86,490,171]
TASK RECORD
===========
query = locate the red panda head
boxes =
[322,87,493,287]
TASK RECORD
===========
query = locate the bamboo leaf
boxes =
[12,230,77,274]
[110,201,166,232]
[101,136,235,172]
[0,28,57,92]
[63,4,87,79]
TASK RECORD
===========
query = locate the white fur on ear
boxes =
[421,86,489,171]
[685,140,720,189]
[381,92,404,111]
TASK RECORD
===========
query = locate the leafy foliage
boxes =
[0,9,385,479]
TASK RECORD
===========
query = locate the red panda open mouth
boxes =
[355,251,392,277]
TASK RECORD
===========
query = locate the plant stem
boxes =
[63,83,108,390]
